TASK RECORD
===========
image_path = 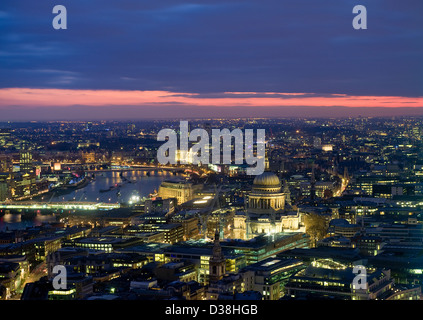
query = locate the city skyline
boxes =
[3,0,423,308]
[1,117,423,302]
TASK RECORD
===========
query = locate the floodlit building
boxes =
[242,257,304,300]
[246,172,301,238]
[158,179,203,205]
[284,261,422,300]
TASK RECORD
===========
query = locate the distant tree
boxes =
[304,213,328,247]
[0,285,6,300]
[324,189,333,199]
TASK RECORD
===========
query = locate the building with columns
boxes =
[246,171,302,239]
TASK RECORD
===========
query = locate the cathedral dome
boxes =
[253,171,281,188]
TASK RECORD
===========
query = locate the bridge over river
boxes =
[0,201,120,212]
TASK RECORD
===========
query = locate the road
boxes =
[9,261,47,300]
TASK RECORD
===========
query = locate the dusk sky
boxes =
[0,0,423,120]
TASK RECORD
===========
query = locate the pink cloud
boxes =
[0,88,422,109]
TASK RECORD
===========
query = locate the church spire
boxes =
[212,227,224,260]
[209,227,225,284]
[283,179,291,206]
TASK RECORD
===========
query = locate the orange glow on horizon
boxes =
[0,88,422,109]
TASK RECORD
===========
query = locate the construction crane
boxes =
[48,191,56,203]
[207,184,223,238]
[210,184,221,210]
[78,191,86,202]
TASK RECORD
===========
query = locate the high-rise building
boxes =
[0,173,9,201]
[19,148,33,173]
[0,129,12,149]
[313,137,322,149]
[0,156,12,173]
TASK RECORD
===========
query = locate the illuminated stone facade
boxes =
[246,172,300,238]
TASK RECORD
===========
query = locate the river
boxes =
[0,170,172,232]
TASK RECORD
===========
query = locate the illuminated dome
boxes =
[253,172,281,188]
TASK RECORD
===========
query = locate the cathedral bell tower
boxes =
[209,229,226,284]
